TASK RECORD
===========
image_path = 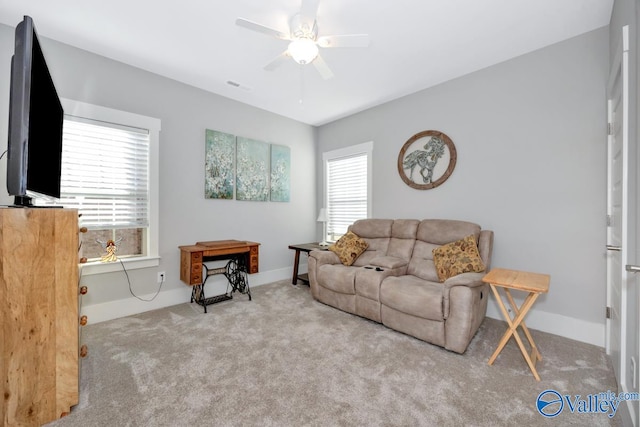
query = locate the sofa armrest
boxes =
[442,272,487,319]
[443,272,486,289]
[309,249,341,266]
[308,250,342,299]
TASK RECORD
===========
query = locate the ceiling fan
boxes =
[236,0,370,80]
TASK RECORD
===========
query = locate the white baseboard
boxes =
[83,264,605,348]
[486,300,605,348]
[81,267,293,324]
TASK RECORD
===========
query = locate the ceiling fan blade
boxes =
[300,0,320,23]
[264,51,291,71]
[317,34,370,48]
[312,53,334,80]
[236,18,290,40]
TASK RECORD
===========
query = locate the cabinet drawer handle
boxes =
[79,286,88,295]
[79,315,88,326]
[80,345,88,358]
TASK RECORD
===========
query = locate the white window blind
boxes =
[326,153,368,239]
[53,116,150,230]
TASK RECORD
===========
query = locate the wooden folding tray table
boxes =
[482,268,550,381]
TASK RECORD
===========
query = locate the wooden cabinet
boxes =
[0,208,80,426]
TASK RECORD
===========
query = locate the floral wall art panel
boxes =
[236,137,270,201]
[270,144,291,202]
[204,129,235,199]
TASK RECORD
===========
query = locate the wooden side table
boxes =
[482,268,550,381]
[288,243,328,285]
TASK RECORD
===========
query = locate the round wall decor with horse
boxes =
[397,130,457,190]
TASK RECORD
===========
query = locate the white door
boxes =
[606,48,624,384]
[606,24,639,425]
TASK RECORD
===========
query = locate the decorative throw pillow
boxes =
[329,231,369,266]
[432,234,486,282]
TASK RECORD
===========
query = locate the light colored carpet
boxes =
[48,280,621,426]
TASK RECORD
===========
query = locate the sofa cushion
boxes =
[352,241,389,267]
[432,235,486,282]
[406,240,441,282]
[417,219,481,245]
[349,219,393,265]
[350,219,393,238]
[381,219,417,261]
[380,275,444,321]
[329,231,369,266]
[391,219,420,239]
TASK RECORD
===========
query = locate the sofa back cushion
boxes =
[408,220,482,281]
[387,219,420,260]
[416,219,481,244]
[349,219,393,266]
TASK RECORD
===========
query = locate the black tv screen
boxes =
[6,15,63,207]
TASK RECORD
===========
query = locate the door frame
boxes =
[606,23,639,426]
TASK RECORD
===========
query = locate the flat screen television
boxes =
[6,15,64,207]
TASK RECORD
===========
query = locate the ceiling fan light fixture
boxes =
[288,38,318,64]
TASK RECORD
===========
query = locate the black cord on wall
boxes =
[119,259,164,302]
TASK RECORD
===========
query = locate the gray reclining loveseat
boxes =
[308,219,494,353]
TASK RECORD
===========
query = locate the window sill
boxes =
[81,256,160,276]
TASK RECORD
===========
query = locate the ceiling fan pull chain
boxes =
[299,65,305,105]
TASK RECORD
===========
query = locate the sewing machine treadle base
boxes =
[179,240,259,313]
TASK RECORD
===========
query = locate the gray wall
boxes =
[0,23,317,315]
[0,19,613,343]
[317,27,610,341]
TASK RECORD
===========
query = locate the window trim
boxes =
[322,141,373,241]
[61,99,161,275]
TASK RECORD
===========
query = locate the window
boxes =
[323,142,373,241]
[41,99,160,274]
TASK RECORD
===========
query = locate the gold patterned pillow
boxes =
[329,231,369,266]
[432,234,486,282]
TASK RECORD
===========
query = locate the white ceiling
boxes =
[0,0,613,126]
